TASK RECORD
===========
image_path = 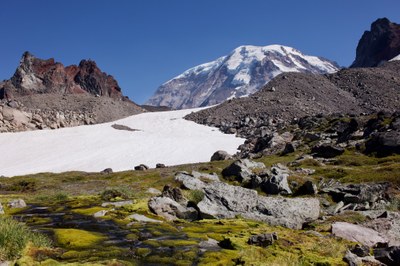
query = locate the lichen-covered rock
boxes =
[148,196,198,221]
[8,199,26,209]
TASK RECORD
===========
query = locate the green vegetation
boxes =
[0,216,51,260]
[54,229,106,249]
[0,151,399,264]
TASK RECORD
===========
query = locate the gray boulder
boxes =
[128,213,162,223]
[210,150,232,161]
[175,172,208,190]
[261,164,292,195]
[8,199,27,208]
[192,171,220,182]
[366,131,400,157]
[156,163,166,168]
[148,196,198,221]
[197,181,319,229]
[162,185,187,204]
[100,168,113,174]
[175,171,319,229]
[332,222,387,247]
[222,159,265,184]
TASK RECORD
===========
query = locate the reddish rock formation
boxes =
[351,18,400,68]
[1,52,124,100]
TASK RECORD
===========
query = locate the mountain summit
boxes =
[351,18,400,68]
[146,45,339,109]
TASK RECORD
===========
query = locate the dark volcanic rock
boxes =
[351,18,400,68]
[0,52,144,133]
[365,131,400,156]
[373,246,400,266]
[311,144,345,158]
[4,52,124,99]
[248,233,278,247]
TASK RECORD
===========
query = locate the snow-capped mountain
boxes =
[146,45,339,109]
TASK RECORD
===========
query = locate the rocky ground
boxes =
[0,94,144,132]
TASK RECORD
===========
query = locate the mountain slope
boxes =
[146,45,339,109]
[186,60,400,131]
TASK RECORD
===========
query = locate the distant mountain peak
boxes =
[146,44,339,109]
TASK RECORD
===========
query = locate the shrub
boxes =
[0,216,51,260]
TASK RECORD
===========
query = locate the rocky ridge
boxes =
[0,52,144,132]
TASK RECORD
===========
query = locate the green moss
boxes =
[54,229,106,249]
[72,207,107,216]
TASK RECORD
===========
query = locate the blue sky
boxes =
[1,0,399,104]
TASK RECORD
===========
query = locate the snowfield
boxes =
[0,108,245,177]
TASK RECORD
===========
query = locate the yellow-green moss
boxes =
[54,229,106,249]
[72,207,107,216]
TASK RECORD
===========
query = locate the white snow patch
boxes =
[0,109,245,177]
[390,54,400,61]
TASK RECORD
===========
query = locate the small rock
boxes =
[100,168,113,174]
[351,244,370,257]
[146,188,161,195]
[134,164,149,171]
[199,238,220,251]
[0,203,4,214]
[281,143,296,155]
[128,213,162,223]
[101,200,133,207]
[261,164,292,195]
[296,181,318,195]
[93,210,108,217]
[210,150,232,161]
[8,199,27,208]
[191,171,219,182]
[156,163,166,168]
[248,233,278,247]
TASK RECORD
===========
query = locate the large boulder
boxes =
[332,222,388,247]
[365,131,400,156]
[321,182,389,210]
[221,159,265,184]
[148,197,198,221]
[261,164,292,195]
[175,171,320,229]
[311,144,344,158]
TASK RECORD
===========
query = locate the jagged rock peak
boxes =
[3,52,124,99]
[351,17,400,68]
[146,44,339,109]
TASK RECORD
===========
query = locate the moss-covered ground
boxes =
[0,151,399,265]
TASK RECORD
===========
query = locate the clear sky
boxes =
[1,0,399,104]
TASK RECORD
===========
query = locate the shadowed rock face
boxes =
[2,52,123,100]
[351,18,400,68]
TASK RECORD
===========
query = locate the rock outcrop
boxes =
[0,52,144,132]
[149,172,320,229]
[351,18,400,68]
